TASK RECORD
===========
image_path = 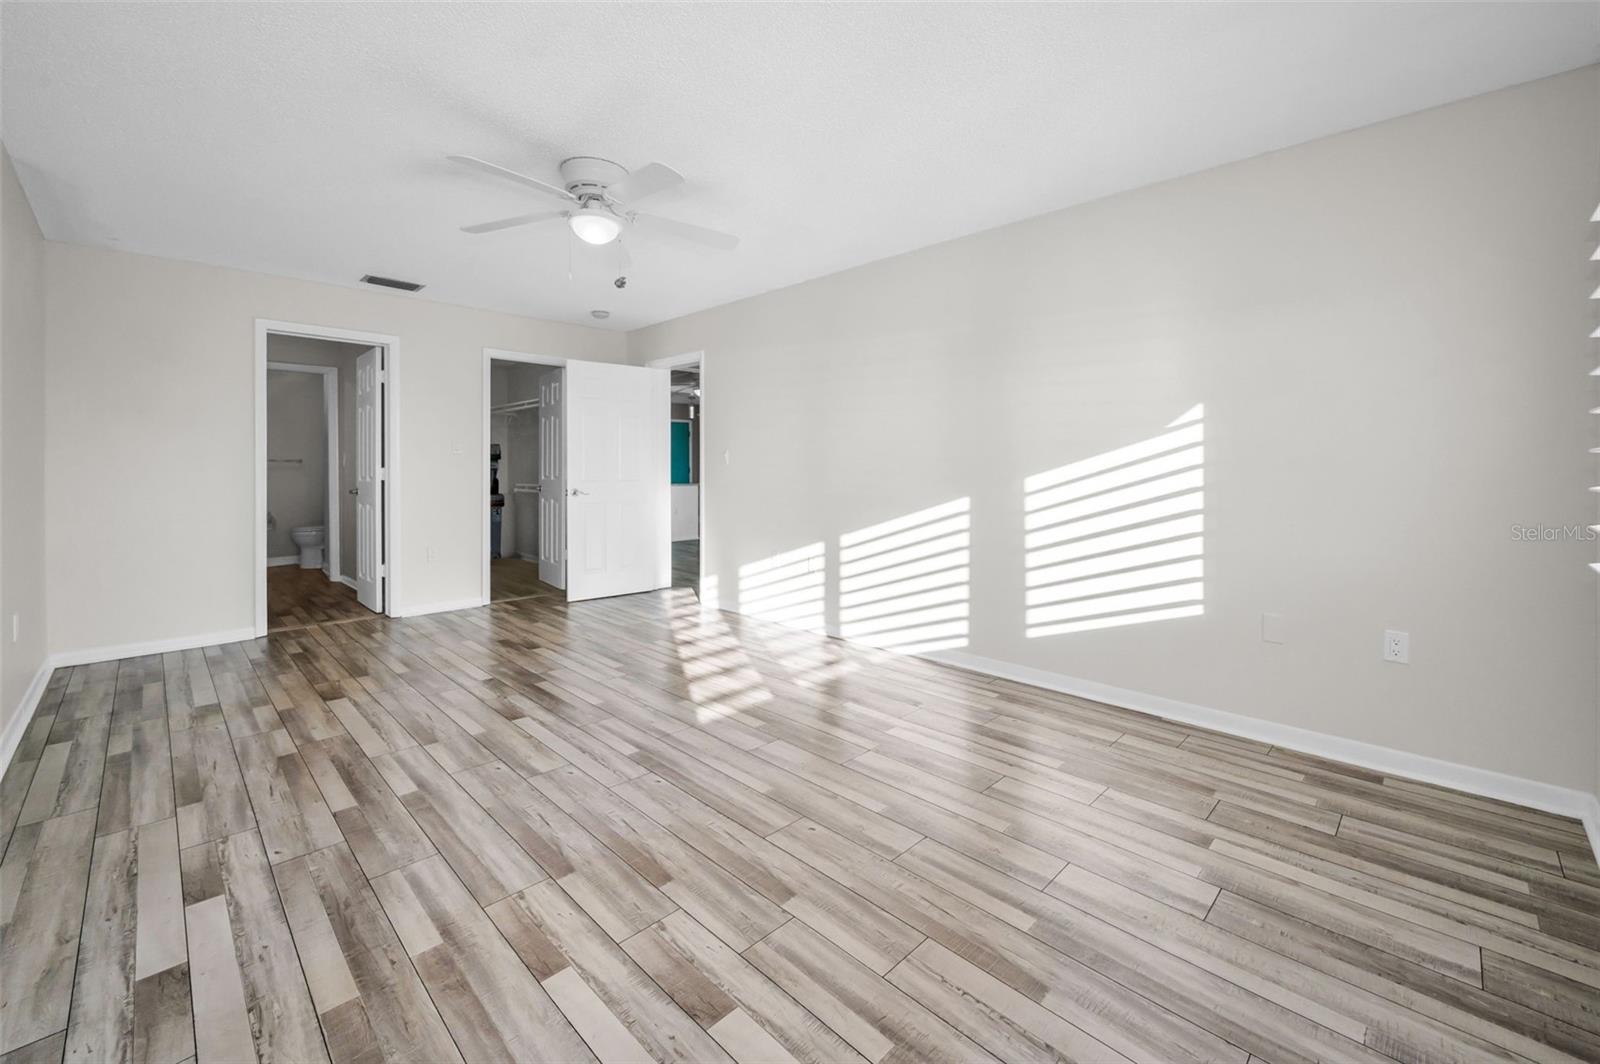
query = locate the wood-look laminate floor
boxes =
[672,539,698,591]
[489,557,550,602]
[493,543,698,605]
[267,566,377,632]
[2,587,1597,1064]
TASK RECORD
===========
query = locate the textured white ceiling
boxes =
[3,3,1595,331]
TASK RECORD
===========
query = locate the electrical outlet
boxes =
[1383,629,1409,664]
[426,546,436,563]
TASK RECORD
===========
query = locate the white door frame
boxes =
[482,347,566,605]
[256,320,400,636]
[648,350,706,585]
[265,361,340,578]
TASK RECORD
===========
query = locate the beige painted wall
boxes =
[1,146,49,738]
[631,68,1600,793]
[44,246,629,653]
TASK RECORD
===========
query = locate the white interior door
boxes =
[537,367,566,589]
[354,346,384,612]
[565,361,669,602]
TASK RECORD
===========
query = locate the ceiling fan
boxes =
[449,155,739,251]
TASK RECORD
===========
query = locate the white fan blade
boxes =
[447,155,575,202]
[608,162,683,204]
[631,211,739,251]
[460,210,565,234]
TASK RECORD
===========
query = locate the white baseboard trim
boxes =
[1582,795,1600,870]
[393,597,486,619]
[922,647,1600,857]
[52,627,260,669]
[335,575,357,591]
[267,555,300,567]
[0,657,56,779]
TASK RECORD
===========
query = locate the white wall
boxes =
[631,68,1600,794]
[44,245,629,654]
[1,146,48,742]
[265,370,327,558]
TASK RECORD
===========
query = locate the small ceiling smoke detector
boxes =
[591,309,610,320]
[360,274,425,292]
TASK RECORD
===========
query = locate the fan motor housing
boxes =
[560,156,628,199]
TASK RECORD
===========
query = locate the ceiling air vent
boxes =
[360,274,425,293]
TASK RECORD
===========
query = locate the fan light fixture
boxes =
[451,155,738,251]
[569,205,622,246]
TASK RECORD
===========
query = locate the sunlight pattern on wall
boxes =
[839,498,970,653]
[736,542,827,633]
[1024,406,1204,637]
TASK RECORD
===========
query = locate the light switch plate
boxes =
[1260,612,1286,645]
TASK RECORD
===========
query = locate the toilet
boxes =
[290,526,326,570]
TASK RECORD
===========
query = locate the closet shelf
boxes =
[491,398,541,415]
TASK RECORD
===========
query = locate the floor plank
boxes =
[369,854,595,1063]
[614,771,925,974]
[531,764,790,952]
[67,816,193,1063]
[746,918,998,1064]
[624,909,867,1064]
[0,809,98,1054]
[370,744,544,905]
[455,760,676,941]
[180,829,328,1063]
[487,878,732,1062]
[273,842,464,1064]
[299,733,435,879]
[887,939,1134,1064]
[235,728,345,864]
[0,670,66,859]
[170,709,253,849]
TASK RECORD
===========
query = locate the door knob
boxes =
[348,488,359,495]
[569,488,589,496]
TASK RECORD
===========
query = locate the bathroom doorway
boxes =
[256,321,397,634]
